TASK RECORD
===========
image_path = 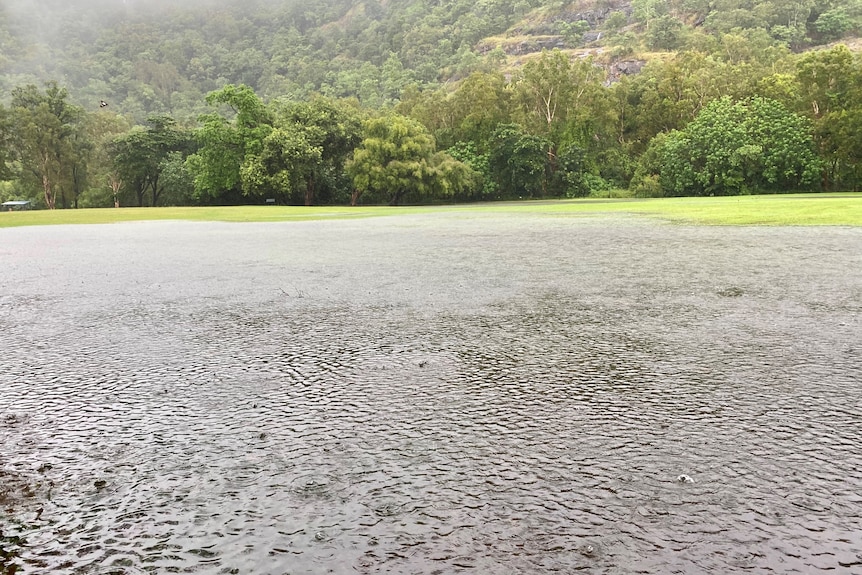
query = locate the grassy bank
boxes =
[485,193,862,225]
[1,194,860,228]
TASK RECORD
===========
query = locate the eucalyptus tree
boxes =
[514,50,614,194]
[794,45,862,188]
[85,111,133,207]
[623,49,765,154]
[515,50,605,140]
[10,82,85,209]
[795,45,857,119]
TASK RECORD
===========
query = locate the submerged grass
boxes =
[1,193,860,228]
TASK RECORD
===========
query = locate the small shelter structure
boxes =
[2,200,32,211]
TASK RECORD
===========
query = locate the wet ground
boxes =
[0,212,860,574]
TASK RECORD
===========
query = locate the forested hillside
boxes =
[1,0,551,117]
[2,0,862,208]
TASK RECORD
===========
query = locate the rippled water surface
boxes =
[1,213,861,574]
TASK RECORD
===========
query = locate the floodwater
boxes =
[0,212,860,574]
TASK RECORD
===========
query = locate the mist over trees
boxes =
[1,0,862,207]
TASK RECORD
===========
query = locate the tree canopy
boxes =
[348,114,478,206]
[637,96,821,196]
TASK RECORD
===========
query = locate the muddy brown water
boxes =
[0,213,860,574]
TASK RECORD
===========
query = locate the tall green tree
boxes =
[10,83,84,209]
[447,71,513,149]
[272,97,364,205]
[639,96,820,196]
[347,114,476,205]
[514,50,608,193]
[240,124,322,204]
[795,45,856,119]
[396,85,456,146]
[488,123,551,199]
[186,84,274,202]
[84,111,132,208]
[110,115,192,207]
[0,104,14,181]
[67,122,93,209]
[795,45,862,189]
[515,50,604,140]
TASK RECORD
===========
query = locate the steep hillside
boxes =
[2,0,859,121]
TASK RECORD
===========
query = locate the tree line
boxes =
[2,43,862,208]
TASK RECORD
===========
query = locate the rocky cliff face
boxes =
[475,1,634,54]
[475,1,644,83]
[511,0,633,36]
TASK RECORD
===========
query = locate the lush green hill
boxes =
[3,0,860,120]
[1,0,544,119]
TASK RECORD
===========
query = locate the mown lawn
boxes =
[482,193,862,225]
[1,193,860,228]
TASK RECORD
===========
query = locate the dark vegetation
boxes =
[0,465,36,575]
[2,0,862,207]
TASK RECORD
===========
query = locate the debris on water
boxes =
[373,501,402,517]
[677,474,695,483]
[718,286,745,297]
[314,531,326,541]
[94,479,107,489]
[580,542,600,557]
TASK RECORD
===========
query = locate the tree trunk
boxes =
[136,183,145,207]
[110,176,122,208]
[388,189,405,206]
[350,189,363,206]
[304,175,315,206]
[42,174,55,210]
[72,165,84,209]
[150,174,160,207]
[39,153,56,210]
[544,144,557,198]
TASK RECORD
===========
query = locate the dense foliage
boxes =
[2,0,862,207]
[636,97,821,196]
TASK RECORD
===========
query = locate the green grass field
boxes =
[1,193,860,228]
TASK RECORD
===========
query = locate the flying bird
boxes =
[99,100,108,108]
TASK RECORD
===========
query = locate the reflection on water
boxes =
[1,216,861,574]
